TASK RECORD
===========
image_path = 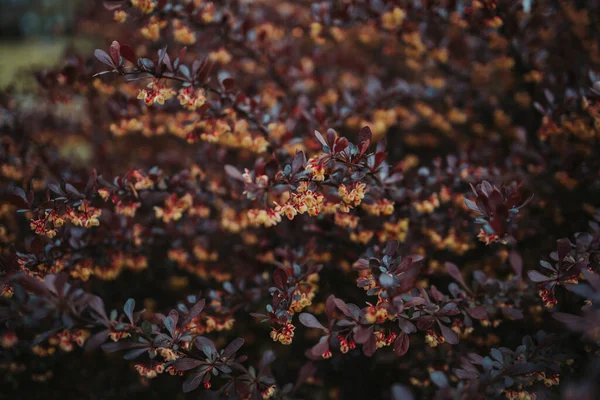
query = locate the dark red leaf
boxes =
[178,46,188,62]
[109,41,121,66]
[120,44,136,64]
[373,152,387,170]
[333,137,349,154]
[221,78,236,91]
[557,238,572,261]
[358,126,372,144]
[273,268,287,289]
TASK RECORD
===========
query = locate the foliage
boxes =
[2,0,600,399]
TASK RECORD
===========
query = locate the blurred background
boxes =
[0,0,94,89]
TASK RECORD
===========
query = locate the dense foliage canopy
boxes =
[2,1,600,399]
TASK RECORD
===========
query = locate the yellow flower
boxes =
[113,10,128,23]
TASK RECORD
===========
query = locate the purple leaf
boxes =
[509,251,523,278]
[295,362,317,390]
[222,338,244,358]
[358,126,372,144]
[87,295,108,322]
[94,49,115,68]
[397,318,416,334]
[164,316,175,335]
[182,299,205,327]
[85,329,109,352]
[195,336,217,357]
[123,347,150,360]
[445,262,468,288]
[224,165,244,181]
[463,197,480,213]
[103,1,127,10]
[174,357,203,371]
[557,238,572,261]
[292,150,306,174]
[363,334,377,357]
[354,325,373,344]
[309,336,330,357]
[430,371,449,388]
[393,332,409,356]
[183,373,204,393]
[101,341,146,353]
[259,349,276,370]
[314,130,327,147]
[438,321,459,344]
[12,186,29,206]
[123,298,135,324]
[391,384,415,400]
[299,313,326,330]
[501,307,524,320]
[325,295,336,316]
[333,298,354,319]
[454,368,479,380]
[553,312,586,329]
[527,270,551,283]
[466,306,488,320]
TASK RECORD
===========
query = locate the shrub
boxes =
[2,1,600,399]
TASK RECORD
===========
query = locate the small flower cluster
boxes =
[198,117,269,153]
[274,188,325,221]
[0,331,18,349]
[47,329,90,352]
[137,80,176,106]
[154,193,193,223]
[135,363,165,379]
[30,201,101,238]
[177,87,206,111]
[172,20,196,45]
[270,323,295,345]
[131,0,155,15]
